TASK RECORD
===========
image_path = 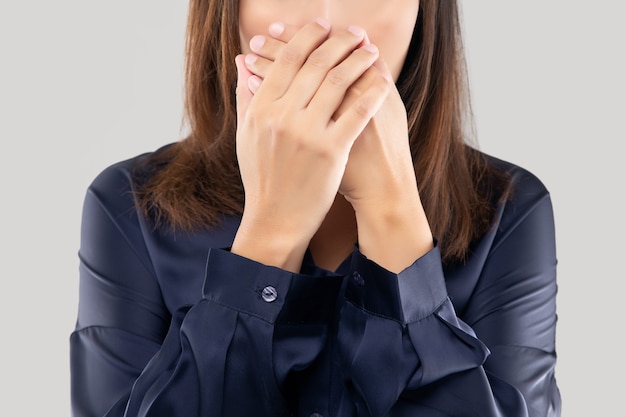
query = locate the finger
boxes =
[246,26,368,86]
[306,43,380,119]
[267,21,299,43]
[246,21,313,62]
[372,57,392,81]
[282,26,368,109]
[256,18,331,100]
[248,34,286,61]
[332,73,392,147]
[246,48,376,101]
[235,54,254,122]
[332,57,393,121]
[250,23,371,69]
[245,30,370,95]
[333,65,381,122]
[244,53,273,80]
[247,74,262,95]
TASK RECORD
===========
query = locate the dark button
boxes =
[261,286,278,302]
[352,271,365,286]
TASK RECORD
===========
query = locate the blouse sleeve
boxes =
[464,186,561,416]
[70,178,171,417]
[337,187,560,416]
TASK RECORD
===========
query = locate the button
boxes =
[352,271,365,286]
[261,286,277,302]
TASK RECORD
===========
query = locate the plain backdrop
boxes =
[1,1,624,416]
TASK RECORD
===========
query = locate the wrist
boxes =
[353,198,434,273]
[231,215,309,273]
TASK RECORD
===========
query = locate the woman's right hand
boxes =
[231,19,391,272]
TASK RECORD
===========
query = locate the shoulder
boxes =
[86,143,175,211]
[80,144,177,282]
[81,144,176,252]
[479,152,555,250]
[78,146,178,334]
[482,152,551,210]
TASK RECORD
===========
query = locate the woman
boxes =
[70,0,561,416]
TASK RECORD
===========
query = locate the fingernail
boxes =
[250,35,265,52]
[316,17,331,31]
[269,22,285,37]
[234,55,243,72]
[348,25,364,37]
[245,54,257,67]
[382,73,393,83]
[248,76,262,93]
[361,43,378,54]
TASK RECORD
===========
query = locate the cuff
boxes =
[203,248,343,324]
[346,243,448,324]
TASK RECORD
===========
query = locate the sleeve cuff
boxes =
[203,248,343,324]
[346,242,448,324]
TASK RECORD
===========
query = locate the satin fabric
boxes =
[70,146,560,417]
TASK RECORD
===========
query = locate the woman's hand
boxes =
[243,22,434,272]
[232,19,392,273]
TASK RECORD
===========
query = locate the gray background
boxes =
[1,1,623,415]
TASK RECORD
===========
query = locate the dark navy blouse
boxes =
[70,146,560,417]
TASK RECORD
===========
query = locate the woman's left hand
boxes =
[243,22,434,272]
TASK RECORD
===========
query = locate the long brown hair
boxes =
[135,0,509,263]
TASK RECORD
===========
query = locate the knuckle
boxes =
[279,46,302,65]
[266,108,294,135]
[307,50,328,69]
[354,99,374,119]
[267,117,288,136]
[349,84,365,98]
[326,68,348,86]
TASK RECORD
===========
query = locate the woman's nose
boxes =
[297,1,352,36]
[303,0,331,21]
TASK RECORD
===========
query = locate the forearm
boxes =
[353,197,433,273]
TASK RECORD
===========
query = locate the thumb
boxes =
[235,54,254,123]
